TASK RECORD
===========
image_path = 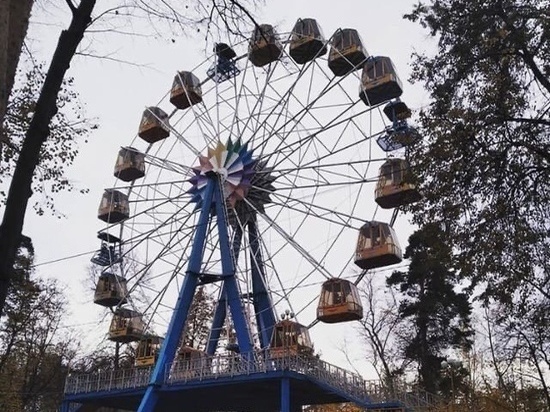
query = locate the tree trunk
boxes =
[0,0,35,141]
[0,0,96,315]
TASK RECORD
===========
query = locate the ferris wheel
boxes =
[90,18,421,380]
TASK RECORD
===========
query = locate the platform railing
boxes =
[165,350,369,400]
[365,379,443,410]
[64,366,153,394]
[65,350,369,398]
[64,350,436,410]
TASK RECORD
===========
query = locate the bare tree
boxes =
[478,302,550,411]
[357,272,405,394]
[0,238,77,411]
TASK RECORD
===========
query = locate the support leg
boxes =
[214,184,253,354]
[138,180,216,412]
[281,378,290,412]
[60,400,70,412]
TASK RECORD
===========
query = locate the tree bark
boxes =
[0,0,96,315]
[0,0,35,143]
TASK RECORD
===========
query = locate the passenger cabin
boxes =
[289,18,327,64]
[207,43,240,83]
[97,231,121,244]
[114,147,145,182]
[375,159,421,209]
[328,28,368,76]
[170,71,203,110]
[135,335,163,367]
[91,231,121,266]
[354,221,402,270]
[108,308,145,343]
[138,106,170,144]
[93,272,128,307]
[383,99,411,123]
[270,319,314,358]
[376,123,421,152]
[97,189,129,223]
[359,56,403,106]
[317,278,363,324]
[214,42,237,60]
[248,24,283,67]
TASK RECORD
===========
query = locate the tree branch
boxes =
[502,116,550,127]
[65,0,77,14]
[227,0,261,31]
[0,0,97,314]
[517,48,550,95]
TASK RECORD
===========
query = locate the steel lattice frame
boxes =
[92,30,403,412]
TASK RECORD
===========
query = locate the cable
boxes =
[32,249,97,268]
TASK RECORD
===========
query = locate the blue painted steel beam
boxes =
[214,183,253,354]
[206,284,227,355]
[137,179,216,412]
[281,377,290,412]
[206,222,244,355]
[248,219,277,348]
[60,400,70,412]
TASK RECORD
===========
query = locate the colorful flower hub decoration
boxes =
[189,139,276,223]
[188,138,254,206]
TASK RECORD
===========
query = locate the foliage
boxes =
[0,238,77,411]
[404,0,550,302]
[71,343,136,374]
[133,0,262,41]
[387,224,472,394]
[0,55,95,216]
[404,0,550,404]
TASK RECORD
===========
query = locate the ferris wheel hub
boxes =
[188,139,276,222]
[214,166,229,181]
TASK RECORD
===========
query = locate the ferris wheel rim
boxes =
[98,26,398,350]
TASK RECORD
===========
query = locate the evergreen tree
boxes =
[182,285,215,349]
[404,0,550,303]
[404,0,550,403]
[387,224,472,394]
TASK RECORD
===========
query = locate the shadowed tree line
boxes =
[0,238,76,411]
[356,0,550,411]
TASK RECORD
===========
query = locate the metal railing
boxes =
[65,350,369,400]
[365,379,443,410]
[165,350,368,400]
[64,350,438,410]
[64,366,153,394]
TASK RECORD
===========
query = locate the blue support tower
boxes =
[60,27,434,408]
[138,178,217,411]
[248,218,277,348]
[138,175,255,411]
[60,138,426,411]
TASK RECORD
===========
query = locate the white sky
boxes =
[18,0,433,379]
